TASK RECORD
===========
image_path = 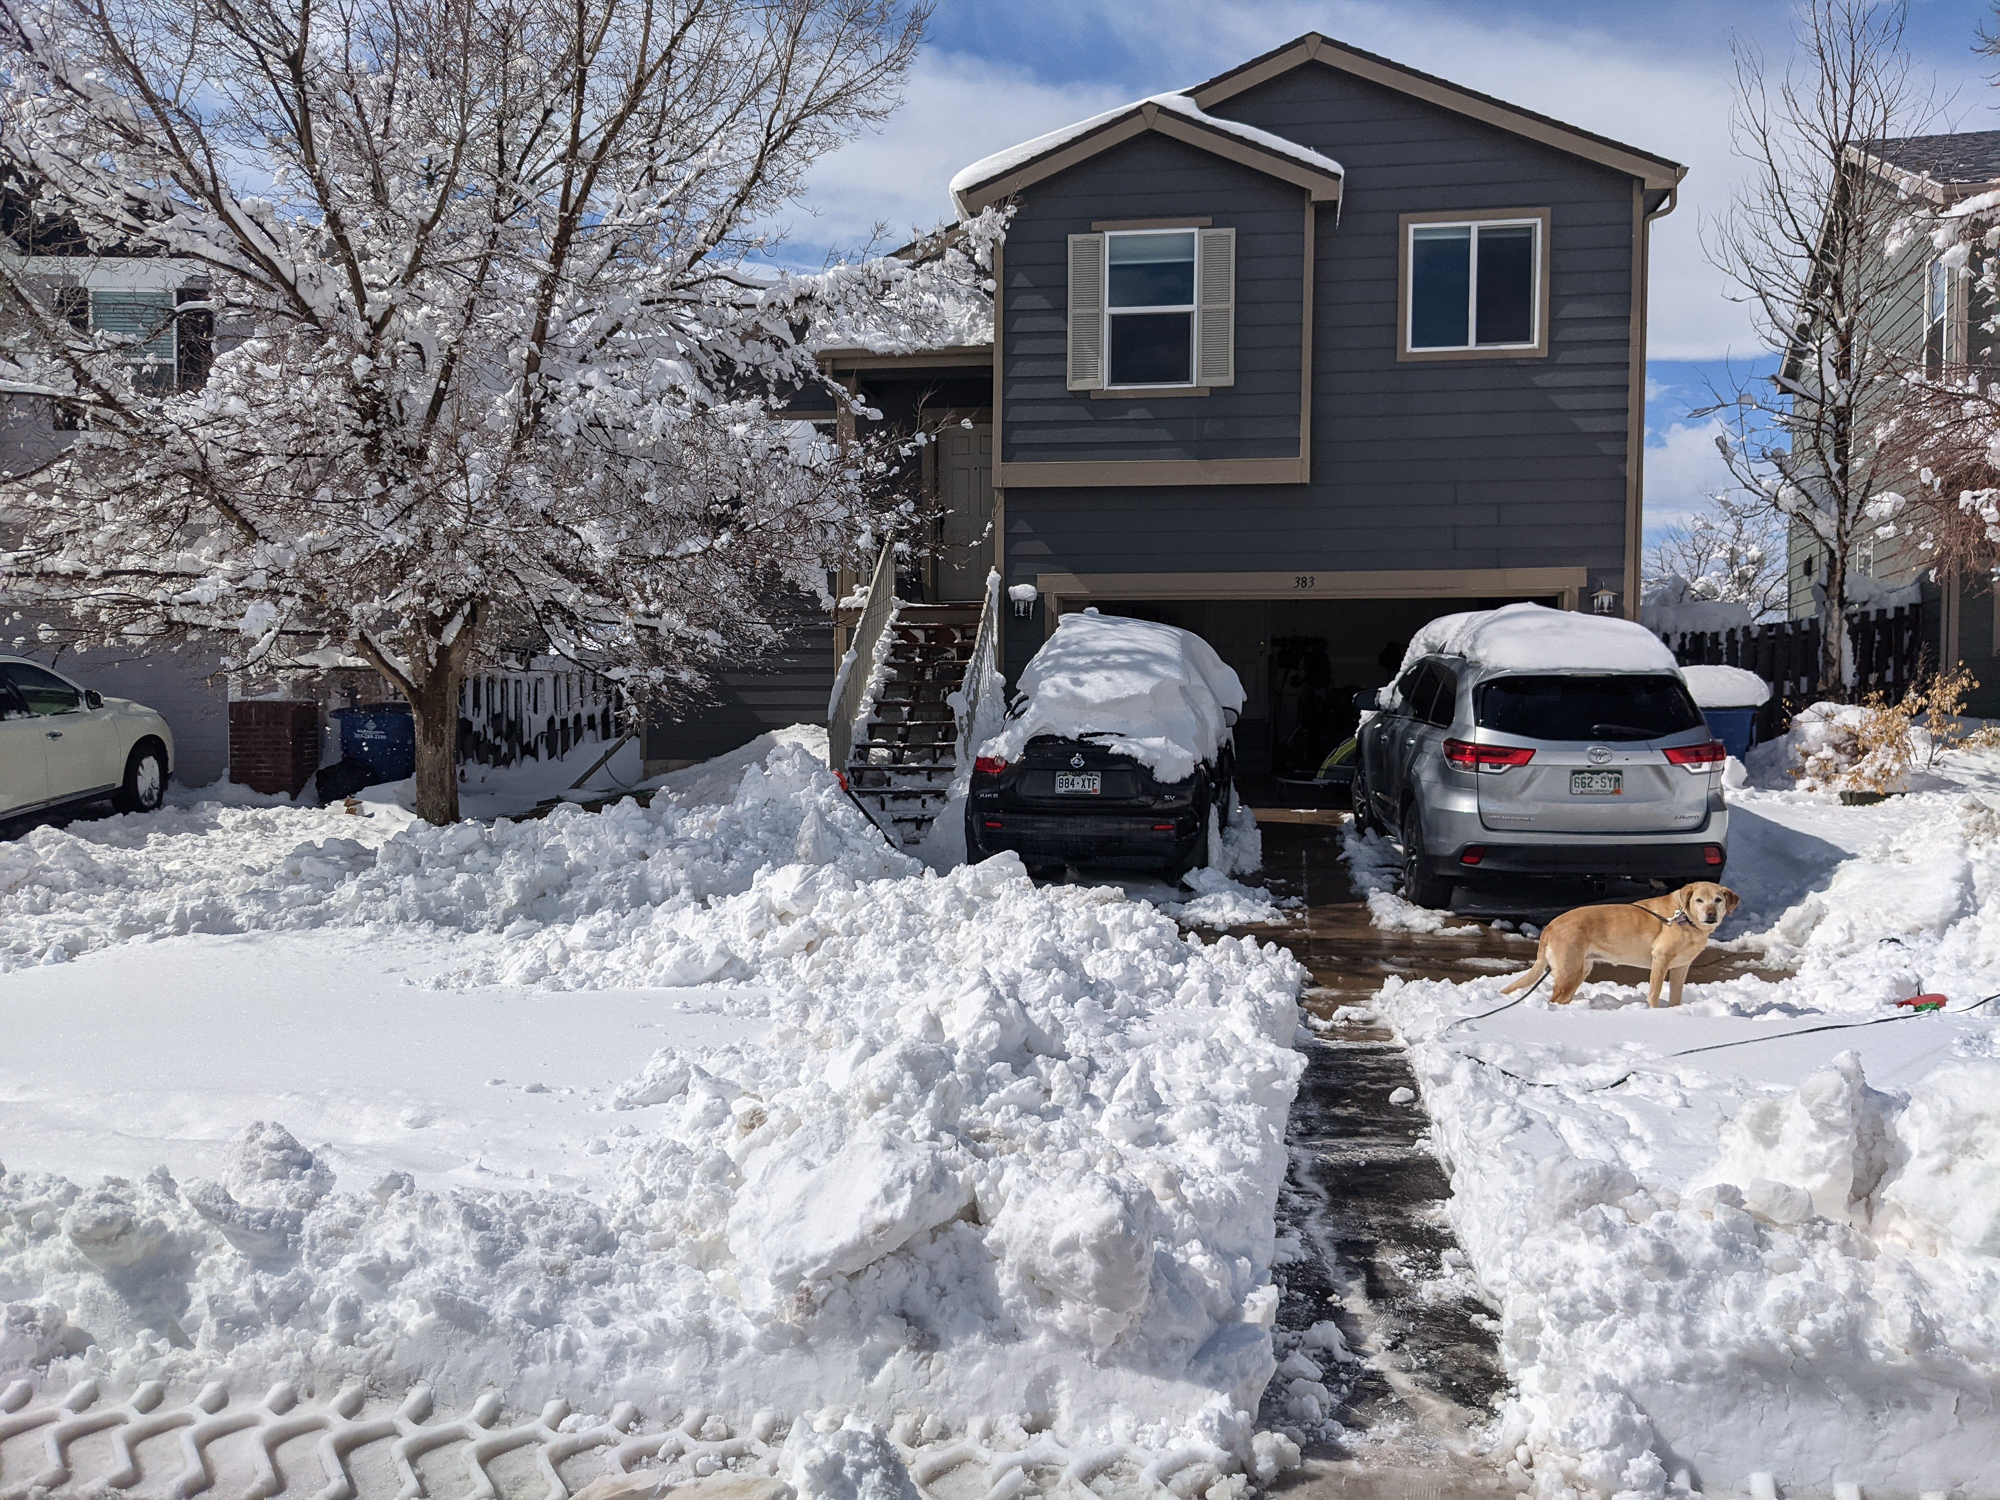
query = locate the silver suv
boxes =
[1352,655,1727,908]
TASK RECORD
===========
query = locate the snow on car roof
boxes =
[1399,602,1680,677]
[1680,663,1772,709]
[980,610,1245,782]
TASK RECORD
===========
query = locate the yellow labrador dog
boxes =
[1502,882,1740,1008]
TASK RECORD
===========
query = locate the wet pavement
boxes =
[1232,817,1776,1498]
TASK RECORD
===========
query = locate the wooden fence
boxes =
[1658,602,1935,741]
[457,666,621,768]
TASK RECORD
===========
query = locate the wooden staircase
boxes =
[845,603,983,847]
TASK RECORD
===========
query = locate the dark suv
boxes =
[965,733,1236,876]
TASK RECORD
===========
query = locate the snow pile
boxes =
[0,740,1307,1466]
[1638,576,1757,638]
[1400,603,1679,677]
[980,611,1245,782]
[1679,663,1769,709]
[1373,769,2000,1496]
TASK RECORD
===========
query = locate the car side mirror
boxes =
[1353,689,1381,713]
[85,689,103,710]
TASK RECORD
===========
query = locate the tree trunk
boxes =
[410,662,462,824]
[1820,557,1846,699]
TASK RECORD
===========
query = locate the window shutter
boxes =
[1196,227,1236,387]
[1066,233,1105,391]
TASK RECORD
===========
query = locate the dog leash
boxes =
[1445,986,2000,1094]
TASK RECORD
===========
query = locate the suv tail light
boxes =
[1664,741,1727,773]
[1703,844,1725,866]
[1442,739,1535,773]
[972,756,1008,776]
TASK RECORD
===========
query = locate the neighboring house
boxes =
[0,194,232,785]
[746,32,1685,777]
[1786,131,2000,710]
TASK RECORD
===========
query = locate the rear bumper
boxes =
[1433,839,1726,881]
[968,809,1202,870]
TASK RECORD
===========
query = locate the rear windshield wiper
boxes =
[1589,723,1661,741]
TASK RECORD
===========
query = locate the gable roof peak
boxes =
[1190,31,1684,192]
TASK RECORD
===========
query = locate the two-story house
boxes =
[1785,130,2000,712]
[650,33,1685,776]
[0,193,232,784]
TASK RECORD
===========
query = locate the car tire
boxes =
[1351,772,1379,836]
[116,740,168,814]
[1400,801,1453,910]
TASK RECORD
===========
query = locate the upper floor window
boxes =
[1400,211,1548,359]
[50,283,212,426]
[1925,258,1961,380]
[1066,225,1236,393]
[1106,230,1197,387]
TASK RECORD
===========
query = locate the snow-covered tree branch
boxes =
[0,0,996,821]
[1698,0,1934,693]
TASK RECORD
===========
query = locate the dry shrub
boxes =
[1788,666,1983,792]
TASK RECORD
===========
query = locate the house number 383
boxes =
[1294,575,1316,590]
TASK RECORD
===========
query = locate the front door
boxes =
[0,680,50,814]
[1,662,120,800]
[936,424,994,603]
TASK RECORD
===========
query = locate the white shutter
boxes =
[1196,227,1236,387]
[1066,232,1105,391]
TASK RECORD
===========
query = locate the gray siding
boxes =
[642,625,835,766]
[999,60,1647,682]
[1002,134,1306,464]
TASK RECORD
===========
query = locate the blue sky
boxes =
[788,0,1997,542]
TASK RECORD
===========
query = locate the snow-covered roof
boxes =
[1400,603,1681,677]
[950,92,1343,215]
[980,610,1246,782]
[1681,664,1771,710]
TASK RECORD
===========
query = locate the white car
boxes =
[0,656,175,823]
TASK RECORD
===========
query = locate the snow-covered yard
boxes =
[0,736,1305,1487]
[1358,739,2000,1498]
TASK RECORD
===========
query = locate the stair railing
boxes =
[950,568,1005,778]
[827,538,898,778]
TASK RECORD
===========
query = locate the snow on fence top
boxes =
[1680,663,1772,709]
[1399,603,1680,677]
[980,610,1245,782]
[949,91,1344,209]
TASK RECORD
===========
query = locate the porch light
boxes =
[1591,587,1620,615]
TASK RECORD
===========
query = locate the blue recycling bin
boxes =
[1702,707,1759,762]
[337,702,416,780]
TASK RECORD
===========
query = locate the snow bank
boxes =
[1638,577,1757,638]
[1398,603,1679,677]
[980,611,1246,783]
[1372,768,2000,1497]
[1679,663,1770,709]
[0,740,1306,1465]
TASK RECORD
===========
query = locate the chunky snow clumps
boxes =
[0,742,1306,1464]
[1378,778,2000,1497]
[980,611,1246,782]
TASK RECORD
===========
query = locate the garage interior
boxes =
[1086,596,1560,778]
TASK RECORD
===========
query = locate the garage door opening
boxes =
[1086,595,1559,777]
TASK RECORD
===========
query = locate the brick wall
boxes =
[228,700,321,797]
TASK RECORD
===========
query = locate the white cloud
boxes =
[1643,417,1740,535]
[787,0,1989,359]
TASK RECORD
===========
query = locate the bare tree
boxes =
[0,0,994,822]
[1701,0,1935,692]
[1644,490,1790,619]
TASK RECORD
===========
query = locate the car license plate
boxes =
[1570,770,1622,796]
[1054,772,1101,795]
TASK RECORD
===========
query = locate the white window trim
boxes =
[1397,208,1552,362]
[1103,228,1199,390]
[1926,257,1966,372]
